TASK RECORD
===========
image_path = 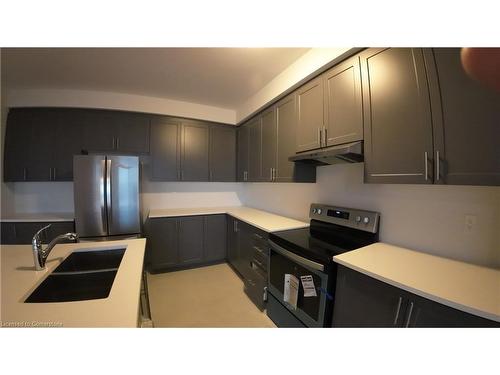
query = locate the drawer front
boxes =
[244,270,268,311]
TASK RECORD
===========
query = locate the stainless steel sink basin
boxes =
[25,247,126,303]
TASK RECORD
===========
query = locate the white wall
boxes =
[6,88,237,124]
[241,163,500,268]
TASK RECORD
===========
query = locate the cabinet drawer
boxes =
[244,271,268,311]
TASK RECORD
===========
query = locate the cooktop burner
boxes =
[269,204,380,266]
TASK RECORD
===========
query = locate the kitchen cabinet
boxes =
[361,48,434,184]
[247,116,262,181]
[296,76,324,153]
[323,54,363,147]
[424,48,500,186]
[0,221,75,244]
[332,265,499,327]
[261,107,277,182]
[150,118,181,181]
[227,216,239,265]
[209,126,236,181]
[178,216,204,265]
[203,215,227,262]
[147,214,226,272]
[236,125,249,181]
[181,123,210,181]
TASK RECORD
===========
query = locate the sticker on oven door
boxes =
[300,275,317,297]
[283,274,299,310]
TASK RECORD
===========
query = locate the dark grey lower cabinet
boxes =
[0,221,76,244]
[147,214,226,272]
[332,265,499,328]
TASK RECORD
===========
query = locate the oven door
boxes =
[268,239,330,327]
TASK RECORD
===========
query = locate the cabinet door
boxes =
[24,109,57,181]
[296,76,323,152]
[227,216,239,268]
[425,48,500,186]
[235,222,255,281]
[52,109,85,181]
[275,94,297,182]
[3,109,32,181]
[81,110,117,152]
[148,218,179,270]
[209,126,236,181]
[181,123,209,181]
[150,118,180,181]
[332,266,408,327]
[204,215,227,262]
[248,117,262,181]
[361,48,434,184]
[0,223,17,244]
[324,55,363,146]
[404,293,499,328]
[261,107,277,182]
[178,216,204,265]
[114,112,150,154]
[237,125,249,181]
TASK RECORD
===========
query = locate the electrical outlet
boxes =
[464,214,477,234]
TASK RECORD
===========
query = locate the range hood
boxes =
[288,141,364,166]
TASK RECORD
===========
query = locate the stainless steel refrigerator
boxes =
[73,155,141,240]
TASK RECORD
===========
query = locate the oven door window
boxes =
[269,249,325,322]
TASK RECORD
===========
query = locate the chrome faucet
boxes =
[32,224,79,270]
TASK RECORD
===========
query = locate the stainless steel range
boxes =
[267,203,380,327]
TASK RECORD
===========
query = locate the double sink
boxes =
[25,247,126,303]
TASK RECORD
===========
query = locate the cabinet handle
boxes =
[210,170,213,181]
[404,302,414,327]
[253,233,263,240]
[49,167,52,180]
[436,150,440,181]
[318,127,322,147]
[272,167,276,181]
[424,152,429,181]
[323,127,327,147]
[23,168,27,181]
[393,297,403,326]
[53,167,56,181]
[234,220,238,232]
[270,168,273,181]
[253,245,266,255]
[116,137,120,150]
[181,170,184,180]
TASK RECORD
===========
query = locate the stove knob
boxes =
[317,209,322,215]
[355,216,361,223]
[363,217,370,224]
[312,208,317,214]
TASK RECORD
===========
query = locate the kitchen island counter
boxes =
[1,238,146,327]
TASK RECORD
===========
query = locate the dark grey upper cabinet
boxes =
[261,107,277,182]
[113,112,150,154]
[181,123,209,181]
[150,118,181,181]
[425,48,500,186]
[237,125,249,181]
[323,55,363,146]
[209,126,236,182]
[204,215,227,262]
[248,116,262,181]
[296,76,324,153]
[361,48,434,184]
[148,218,179,270]
[1,221,75,245]
[4,109,34,181]
[275,94,298,182]
[81,110,116,152]
[178,216,204,265]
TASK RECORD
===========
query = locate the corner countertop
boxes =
[0,213,75,222]
[148,206,309,233]
[333,243,500,323]
[1,238,146,327]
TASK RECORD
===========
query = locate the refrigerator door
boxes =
[74,155,108,237]
[107,155,141,236]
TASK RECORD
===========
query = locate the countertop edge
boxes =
[333,257,500,323]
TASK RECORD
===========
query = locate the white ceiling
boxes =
[2,48,310,109]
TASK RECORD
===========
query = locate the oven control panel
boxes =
[310,204,380,233]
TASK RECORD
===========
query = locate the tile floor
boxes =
[147,263,276,328]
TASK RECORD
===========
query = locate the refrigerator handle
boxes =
[106,159,112,229]
[100,159,108,233]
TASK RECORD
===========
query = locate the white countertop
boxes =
[148,206,309,232]
[1,213,75,222]
[1,238,146,327]
[333,243,500,323]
